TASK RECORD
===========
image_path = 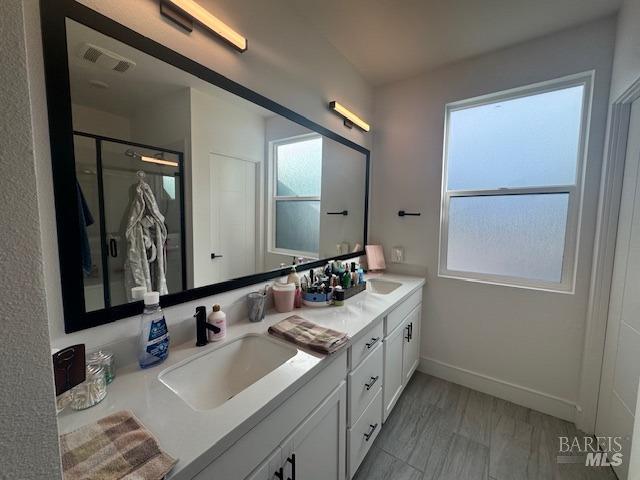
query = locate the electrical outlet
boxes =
[391,246,404,263]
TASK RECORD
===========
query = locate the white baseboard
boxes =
[418,356,577,423]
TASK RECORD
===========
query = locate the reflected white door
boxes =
[596,100,640,480]
[209,153,256,283]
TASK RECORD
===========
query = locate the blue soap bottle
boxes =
[138,291,170,368]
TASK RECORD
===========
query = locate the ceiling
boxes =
[67,19,273,119]
[287,0,621,85]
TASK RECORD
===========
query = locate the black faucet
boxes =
[194,306,221,347]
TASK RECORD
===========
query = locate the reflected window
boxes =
[439,75,591,291]
[271,135,322,256]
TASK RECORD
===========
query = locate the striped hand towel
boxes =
[268,315,349,354]
[60,411,177,480]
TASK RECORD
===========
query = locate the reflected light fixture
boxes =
[329,101,370,132]
[160,0,247,52]
[126,149,179,167]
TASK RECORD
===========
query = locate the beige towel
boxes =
[268,315,349,354]
[60,411,177,480]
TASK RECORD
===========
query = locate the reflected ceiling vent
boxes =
[78,43,136,73]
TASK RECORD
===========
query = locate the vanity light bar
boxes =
[140,155,179,167]
[161,0,247,52]
[329,101,370,132]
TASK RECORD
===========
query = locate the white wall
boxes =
[190,87,265,286]
[610,0,640,100]
[72,103,132,139]
[0,0,62,477]
[319,139,367,259]
[370,17,616,420]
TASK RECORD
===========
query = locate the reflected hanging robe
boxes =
[124,180,168,300]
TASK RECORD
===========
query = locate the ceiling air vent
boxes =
[78,43,136,73]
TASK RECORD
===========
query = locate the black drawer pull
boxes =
[286,453,296,480]
[364,423,378,442]
[364,375,379,390]
[365,337,380,349]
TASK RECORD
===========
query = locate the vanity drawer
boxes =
[348,343,383,426]
[385,289,422,335]
[350,320,383,369]
[348,388,382,479]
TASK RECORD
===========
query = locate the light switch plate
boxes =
[391,246,404,263]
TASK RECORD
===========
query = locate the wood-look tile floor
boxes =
[354,372,618,480]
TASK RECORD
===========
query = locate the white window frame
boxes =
[267,133,322,259]
[438,71,594,293]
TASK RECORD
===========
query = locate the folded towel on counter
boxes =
[59,410,177,480]
[268,315,349,354]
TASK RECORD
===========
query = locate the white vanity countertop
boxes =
[57,273,425,480]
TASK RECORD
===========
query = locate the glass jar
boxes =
[70,364,107,410]
[87,350,115,384]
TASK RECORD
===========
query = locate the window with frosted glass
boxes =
[440,77,589,289]
[273,136,322,255]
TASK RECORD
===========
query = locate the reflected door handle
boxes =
[109,238,118,258]
[210,253,223,260]
[327,210,348,216]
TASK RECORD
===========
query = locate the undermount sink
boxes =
[159,334,297,411]
[367,279,402,295]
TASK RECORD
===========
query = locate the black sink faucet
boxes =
[194,306,221,347]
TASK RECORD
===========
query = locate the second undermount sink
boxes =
[367,278,402,295]
[159,334,297,411]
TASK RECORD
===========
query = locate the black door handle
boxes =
[274,466,284,479]
[210,253,223,259]
[109,238,118,257]
[286,453,296,480]
[327,210,348,216]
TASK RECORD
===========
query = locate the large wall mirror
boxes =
[42,2,369,333]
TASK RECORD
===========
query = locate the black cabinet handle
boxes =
[364,423,378,442]
[364,375,379,391]
[210,253,223,259]
[109,238,118,257]
[409,322,413,341]
[327,210,348,216]
[405,324,411,342]
[286,453,296,480]
[398,210,421,217]
[274,466,284,480]
[365,337,380,349]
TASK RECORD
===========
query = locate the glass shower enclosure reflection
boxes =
[74,132,186,312]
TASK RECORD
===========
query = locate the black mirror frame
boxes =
[40,0,370,333]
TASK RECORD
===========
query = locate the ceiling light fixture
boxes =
[329,101,370,132]
[160,0,247,52]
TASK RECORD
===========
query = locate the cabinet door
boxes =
[402,304,421,384]
[245,447,282,480]
[282,381,347,480]
[383,323,405,422]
